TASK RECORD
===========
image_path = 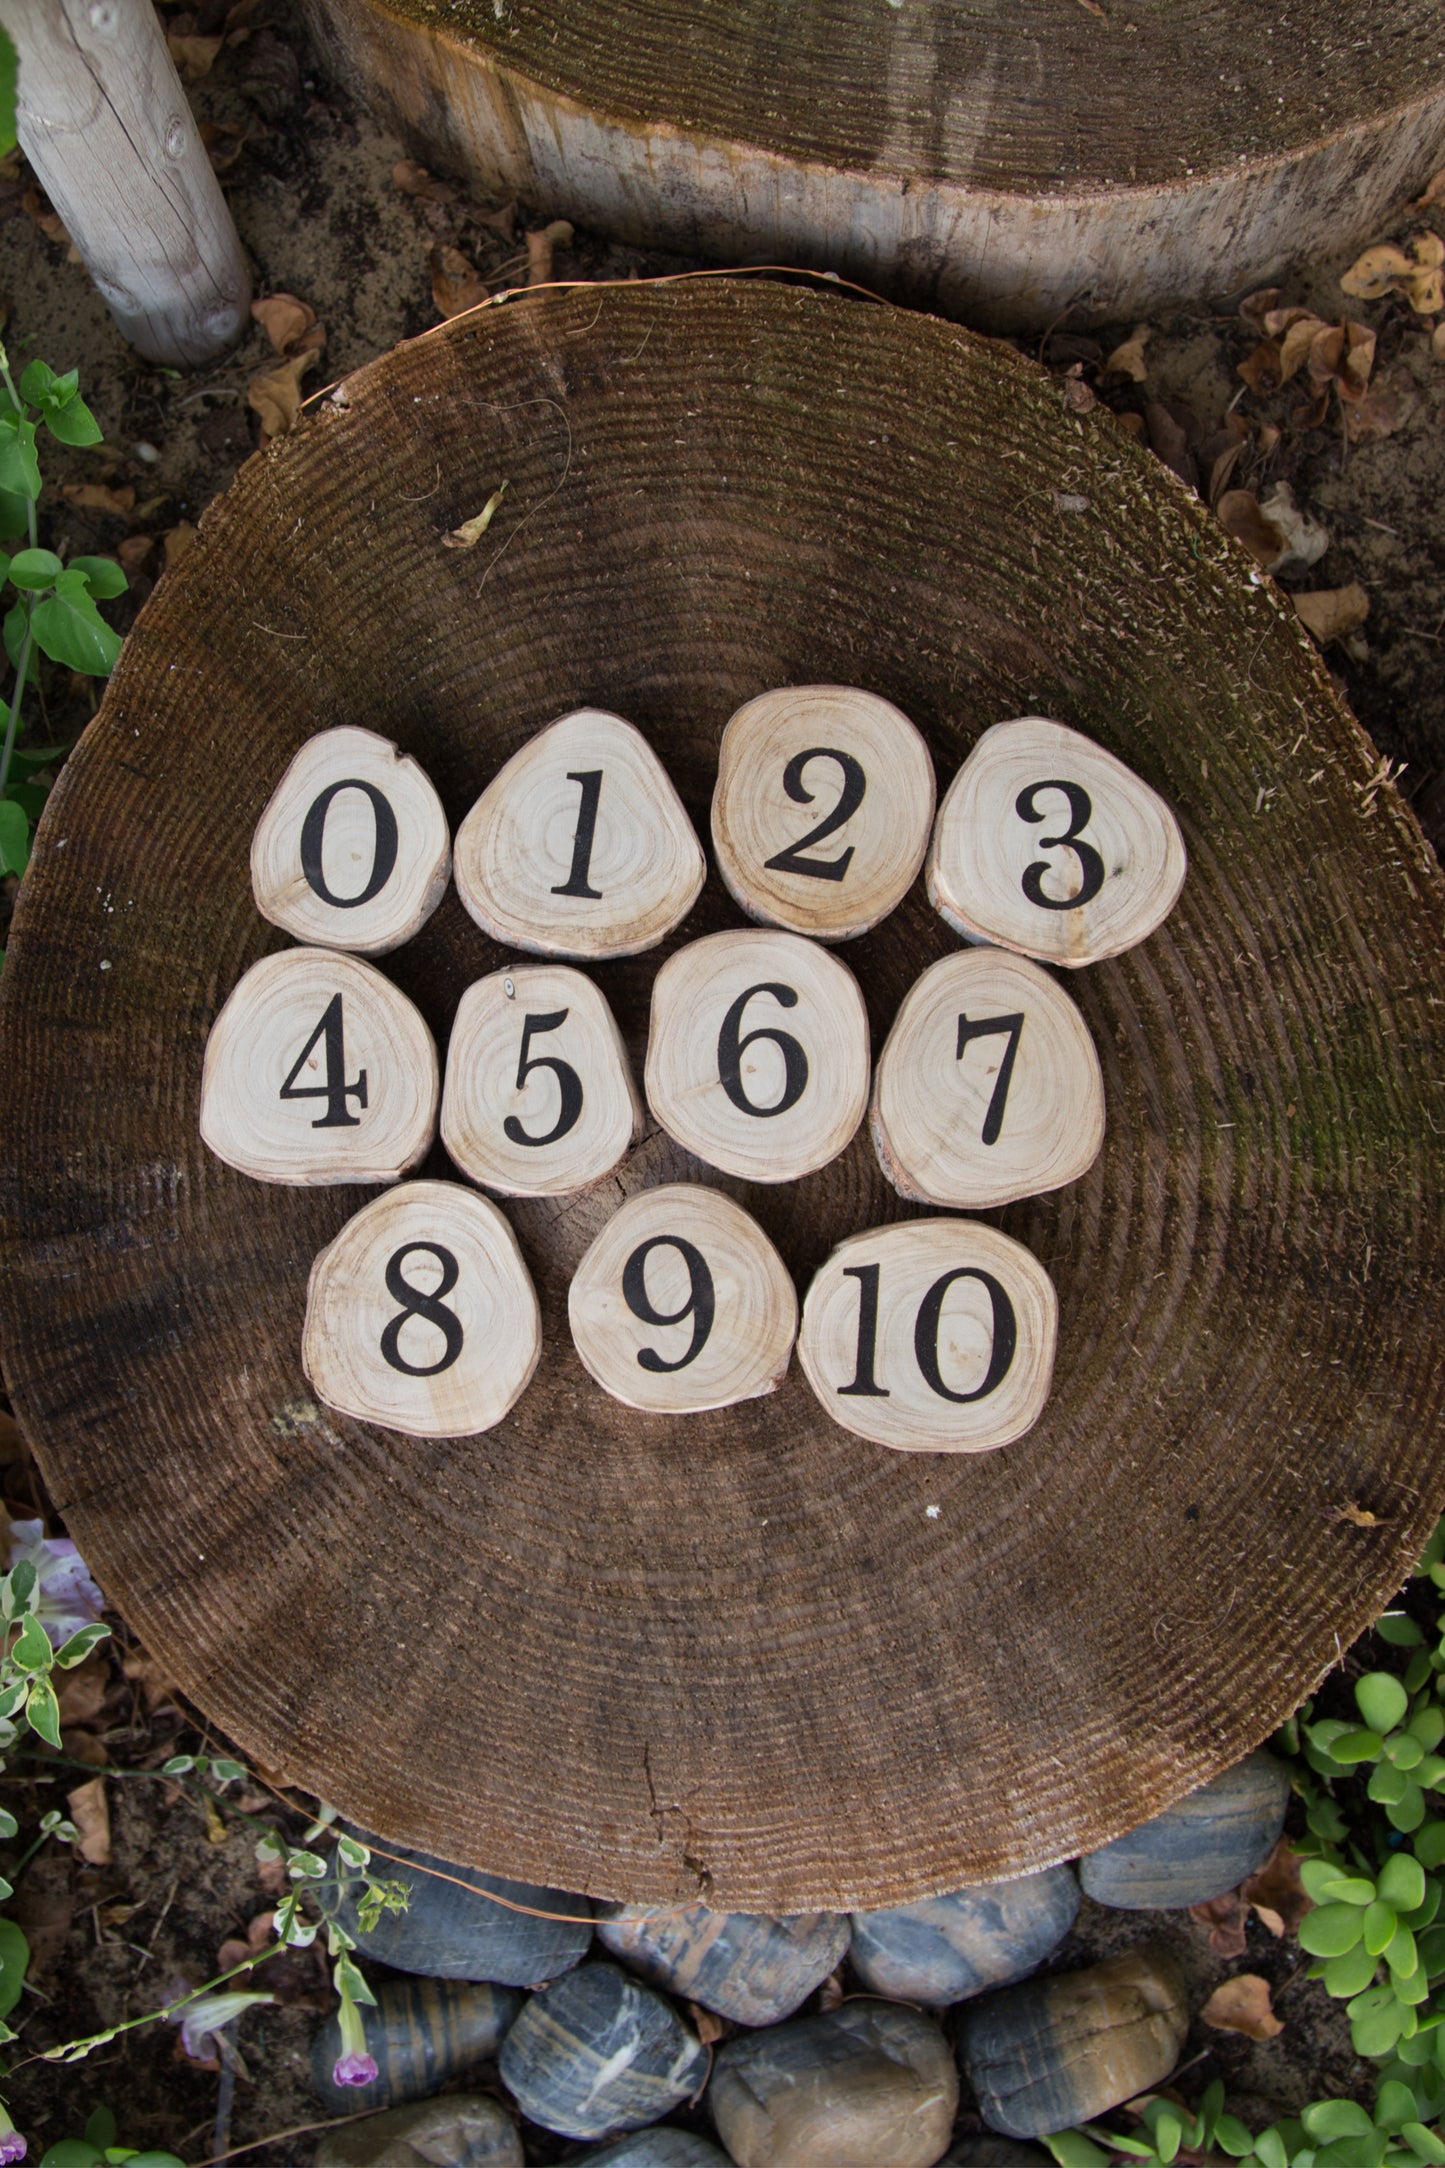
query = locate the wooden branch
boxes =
[798,1219,1059,1454]
[645,929,871,1184]
[454,709,707,959]
[711,685,935,941]
[440,963,642,1196]
[303,1179,541,1437]
[251,726,451,956]
[928,717,1187,968]
[871,950,1105,1210]
[0,0,251,366]
[568,1183,797,1415]
[199,949,438,1186]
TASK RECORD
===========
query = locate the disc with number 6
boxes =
[303,1180,541,1437]
[568,1184,798,1415]
[799,1219,1058,1453]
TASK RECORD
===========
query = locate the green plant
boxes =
[38,2106,183,2168]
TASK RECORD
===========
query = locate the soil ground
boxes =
[0,1,1439,2158]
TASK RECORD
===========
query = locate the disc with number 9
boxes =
[303,1180,541,1437]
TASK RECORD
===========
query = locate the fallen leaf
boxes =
[1144,401,1195,489]
[256,1849,287,1897]
[117,534,157,576]
[478,201,518,242]
[21,185,80,263]
[66,1777,111,1866]
[121,1646,181,1712]
[61,482,136,518]
[1240,1838,1311,1936]
[1103,323,1151,382]
[60,1728,109,1769]
[1346,383,1401,444]
[1202,1973,1284,2039]
[1294,580,1370,644]
[1061,368,1097,414]
[442,483,508,549]
[199,119,250,171]
[1306,319,1376,406]
[1413,168,1445,208]
[1217,489,1287,568]
[1277,311,1330,382]
[816,1967,846,2012]
[247,349,318,439]
[163,522,199,570]
[1259,479,1330,571]
[526,219,574,287]
[1342,233,1445,314]
[167,31,224,78]
[218,1908,275,1973]
[55,1652,109,1729]
[392,159,457,205]
[1239,287,1282,333]
[1188,1890,1250,1958]
[1238,339,1283,394]
[250,292,318,355]
[1199,413,1252,506]
[687,2001,729,2044]
[431,243,489,319]
[1111,409,1146,440]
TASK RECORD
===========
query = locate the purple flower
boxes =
[0,2131,24,2164]
[7,1521,104,1648]
[332,2050,380,2086]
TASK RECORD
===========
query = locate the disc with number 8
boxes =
[303,1180,541,1437]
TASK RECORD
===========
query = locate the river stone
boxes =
[312,1978,523,2111]
[315,2095,522,2168]
[587,2137,734,2166]
[1078,1752,1292,1910]
[849,1866,1081,2007]
[710,1998,958,2168]
[324,1829,594,1984]
[597,1902,849,2025]
[958,1945,1190,2139]
[499,1959,708,2138]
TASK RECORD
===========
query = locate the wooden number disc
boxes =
[199,948,439,1185]
[250,726,451,955]
[928,717,1187,967]
[568,1183,797,1415]
[871,950,1105,1210]
[454,709,707,959]
[303,1180,541,1437]
[799,1219,1058,1454]
[646,930,871,1184]
[711,685,936,941]
[440,964,642,1197]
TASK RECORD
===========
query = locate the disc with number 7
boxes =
[303,1180,541,1437]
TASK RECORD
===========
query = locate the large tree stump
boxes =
[302,0,1445,330]
[2,278,1444,1909]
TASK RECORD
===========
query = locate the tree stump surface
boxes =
[3,277,1445,1909]
[301,0,1445,329]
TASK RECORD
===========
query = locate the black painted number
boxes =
[503,1009,584,1148]
[840,1261,1017,1402]
[279,994,367,1128]
[300,779,399,909]
[623,1237,716,1373]
[551,769,604,899]
[763,747,866,883]
[718,982,808,1118]
[1015,779,1105,911]
[955,1010,1025,1147]
[380,1242,464,1377]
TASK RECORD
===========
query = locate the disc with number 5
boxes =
[303,1180,541,1437]
[569,1184,797,1415]
[799,1219,1058,1453]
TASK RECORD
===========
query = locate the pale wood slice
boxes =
[871,951,1105,1211]
[928,718,1187,969]
[798,1219,1058,1454]
[454,709,707,959]
[251,725,451,956]
[303,1179,541,1438]
[199,948,439,1185]
[711,686,935,942]
[645,930,870,1185]
[441,964,642,1196]
[568,1183,797,1415]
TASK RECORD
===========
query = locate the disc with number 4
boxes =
[799,1219,1058,1453]
[303,1180,541,1437]
[569,1184,797,1415]
[199,948,439,1185]
[928,716,1187,967]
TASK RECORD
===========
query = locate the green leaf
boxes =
[30,569,123,675]
[41,395,101,449]
[0,796,30,879]
[26,1675,61,1747]
[210,1755,245,1782]
[1357,1998,1414,2058]
[1044,2139,1115,2168]
[1255,2129,1290,2168]
[38,2146,104,2168]
[1412,1710,1445,1752]
[1374,1764,1413,1806]
[1369,1903,1404,1957]
[1394,1737,1429,1772]
[1321,1875,1381,1907]
[11,1611,51,1671]
[1307,2105,1378,2144]
[55,1621,110,1668]
[1326,1941,1381,1997]
[1153,2111,1183,2165]
[1377,2082,1420,2133]
[0,25,16,160]
[0,488,27,541]
[1399,1963,1433,2007]
[1332,1727,1388,1765]
[82,2116,116,2153]
[1361,1676,1413,1734]
[1317,2136,1389,2168]
[1402,2129,1445,2166]
[1390,1925,1422,1979]
[1382,1616,1428,1648]
[287,1848,328,1879]
[161,1753,195,1775]
[336,1833,370,1870]
[1215,2120,1258,2159]
[70,554,127,600]
[19,361,64,406]
[3,595,32,685]
[2,548,60,593]
[0,1915,28,2022]
[7,744,66,776]
[1383,1858,1430,1913]
[1303,1902,1371,1956]
[1304,1857,1356,1902]
[0,415,41,502]
[1391,1783,1429,1835]
[1416,1823,1445,1869]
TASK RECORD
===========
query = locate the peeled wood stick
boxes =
[1,0,251,366]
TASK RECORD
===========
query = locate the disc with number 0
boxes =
[250,725,451,955]
[303,1180,541,1437]
[569,1184,798,1415]
[928,715,1188,967]
[799,1219,1058,1453]
[199,948,439,1185]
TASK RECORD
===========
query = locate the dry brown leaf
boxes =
[1239,287,1281,332]
[687,2000,729,2044]
[1102,324,1151,382]
[526,219,574,287]
[1188,1890,1250,1957]
[1347,383,1401,444]
[1308,319,1376,404]
[65,1777,111,1867]
[256,1849,287,1897]
[1111,410,1147,440]
[1217,489,1287,568]
[61,482,136,519]
[442,483,508,549]
[1342,233,1445,314]
[1144,401,1195,489]
[393,159,457,205]
[117,534,157,576]
[60,1728,109,1770]
[1202,1973,1284,2039]
[218,1908,275,1973]
[121,1646,180,1712]
[251,292,317,355]
[478,201,518,242]
[1239,1840,1313,1934]
[200,119,250,172]
[1238,339,1282,394]
[1294,581,1370,644]
[431,243,489,319]
[247,349,318,439]
[55,1652,109,1729]
[163,522,199,570]
[167,32,224,78]
[21,186,80,263]
[1061,369,1098,414]
[816,1967,846,2012]
[1413,168,1445,208]
[1276,311,1329,381]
